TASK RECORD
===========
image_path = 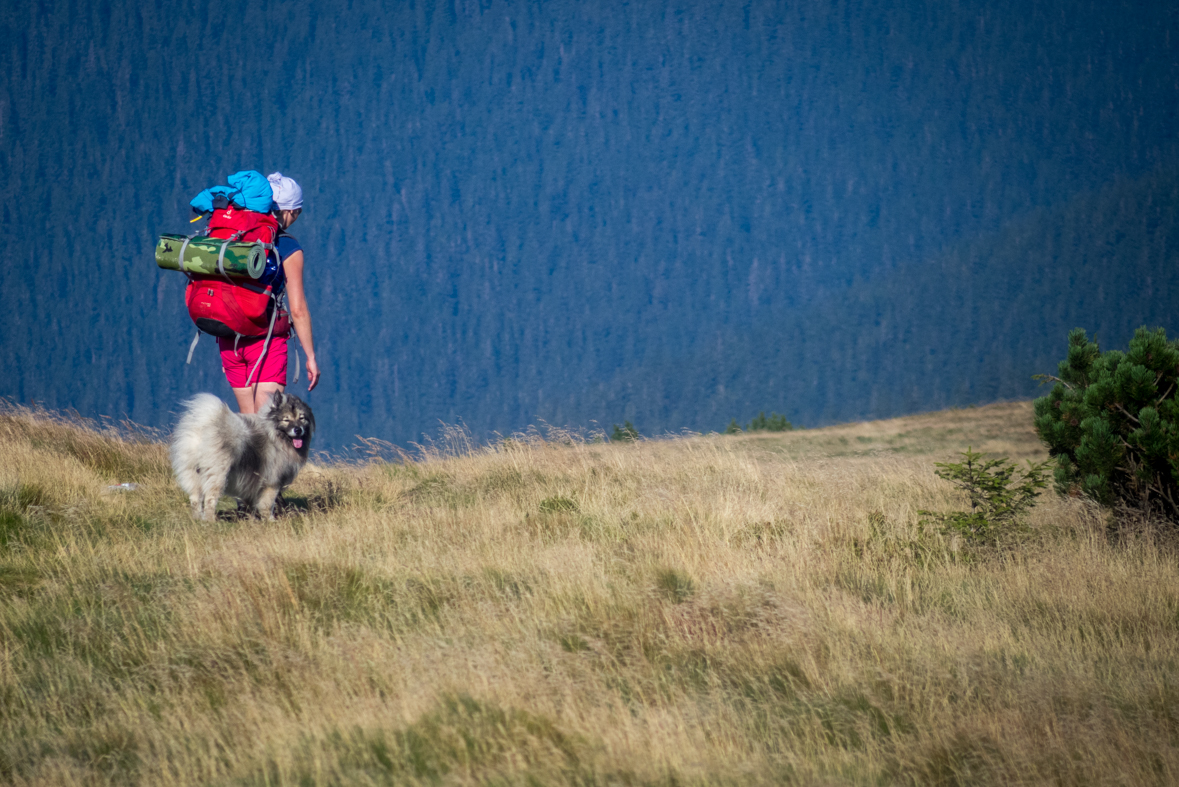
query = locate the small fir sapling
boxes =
[921,448,1050,543]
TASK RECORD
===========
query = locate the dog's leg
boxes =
[183,467,206,519]
[190,493,205,519]
[184,471,202,519]
[254,486,281,521]
[200,473,226,523]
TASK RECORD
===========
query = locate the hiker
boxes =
[218,173,321,413]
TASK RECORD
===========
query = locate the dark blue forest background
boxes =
[2,0,1177,452]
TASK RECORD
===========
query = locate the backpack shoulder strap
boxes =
[186,330,200,364]
[271,229,300,277]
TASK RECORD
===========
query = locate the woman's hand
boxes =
[306,354,321,391]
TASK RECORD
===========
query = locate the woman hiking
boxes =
[219,173,321,413]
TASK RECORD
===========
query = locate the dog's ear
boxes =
[270,391,284,408]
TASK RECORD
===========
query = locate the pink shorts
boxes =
[218,334,288,388]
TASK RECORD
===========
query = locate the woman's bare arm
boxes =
[282,249,320,391]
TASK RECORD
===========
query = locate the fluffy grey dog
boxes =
[171,392,315,521]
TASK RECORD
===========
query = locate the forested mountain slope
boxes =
[588,166,1179,433]
[1,0,1175,450]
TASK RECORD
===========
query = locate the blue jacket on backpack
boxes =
[190,170,275,214]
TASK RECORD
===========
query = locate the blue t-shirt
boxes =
[259,233,301,294]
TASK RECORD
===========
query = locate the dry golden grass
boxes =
[2,400,1178,785]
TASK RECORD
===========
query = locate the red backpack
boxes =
[183,206,290,339]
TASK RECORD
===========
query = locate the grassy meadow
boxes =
[2,401,1178,785]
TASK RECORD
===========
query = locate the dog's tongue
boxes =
[292,439,303,449]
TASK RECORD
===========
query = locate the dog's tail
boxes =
[170,394,247,474]
[174,393,230,433]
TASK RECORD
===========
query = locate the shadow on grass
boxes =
[275,481,348,516]
[195,482,348,523]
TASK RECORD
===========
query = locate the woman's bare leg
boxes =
[231,383,285,414]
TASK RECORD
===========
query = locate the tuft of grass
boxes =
[655,568,696,604]
[0,482,50,511]
[66,727,142,781]
[0,510,30,551]
[283,562,456,633]
[0,563,40,596]
[238,694,585,785]
[0,404,169,483]
[539,494,578,513]
[402,472,478,508]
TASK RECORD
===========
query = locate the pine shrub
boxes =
[1034,327,1179,519]
[610,421,640,442]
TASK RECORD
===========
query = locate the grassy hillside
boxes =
[2,401,1178,785]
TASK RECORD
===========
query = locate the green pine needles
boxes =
[723,412,793,434]
[921,449,1050,544]
[749,411,792,432]
[1034,327,1179,520]
[610,421,640,442]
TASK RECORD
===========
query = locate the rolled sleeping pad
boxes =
[155,234,266,279]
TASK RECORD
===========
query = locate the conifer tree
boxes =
[611,421,640,442]
[747,412,792,432]
[1034,327,1179,519]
